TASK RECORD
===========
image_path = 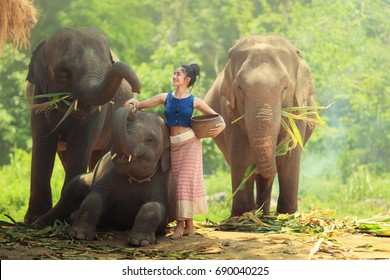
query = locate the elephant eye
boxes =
[145,136,154,144]
[57,68,71,81]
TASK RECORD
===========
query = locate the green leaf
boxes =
[288,116,303,148]
[45,100,75,136]
[27,92,72,100]
[276,137,292,156]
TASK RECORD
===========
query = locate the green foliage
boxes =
[299,161,390,219]
[0,46,31,165]
[0,149,64,222]
[196,169,232,223]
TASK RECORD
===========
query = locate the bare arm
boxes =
[124,93,167,109]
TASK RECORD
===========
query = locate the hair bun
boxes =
[190,64,200,76]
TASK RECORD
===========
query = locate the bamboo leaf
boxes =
[282,105,327,112]
[27,92,72,100]
[276,137,292,156]
[288,116,303,148]
[227,164,256,203]
[237,164,256,191]
[281,111,324,126]
[358,223,390,237]
[231,115,245,124]
[45,100,75,136]
[280,118,298,149]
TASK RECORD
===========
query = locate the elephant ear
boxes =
[221,62,239,120]
[26,40,48,93]
[110,50,118,64]
[160,148,170,173]
[295,56,315,107]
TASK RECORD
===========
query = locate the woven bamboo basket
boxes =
[191,114,222,138]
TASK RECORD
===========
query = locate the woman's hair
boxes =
[180,63,200,89]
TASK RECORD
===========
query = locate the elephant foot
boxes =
[229,211,245,218]
[127,230,156,247]
[69,210,79,224]
[24,205,52,225]
[68,224,96,241]
[34,215,54,229]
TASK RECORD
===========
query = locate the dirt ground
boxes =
[1,223,389,260]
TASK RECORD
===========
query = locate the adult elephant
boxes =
[25,27,141,224]
[204,35,316,216]
[35,107,173,247]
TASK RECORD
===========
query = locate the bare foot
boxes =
[183,228,195,236]
[183,219,195,236]
[171,221,185,239]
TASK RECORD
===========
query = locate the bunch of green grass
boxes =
[217,208,358,237]
[217,208,390,237]
[28,92,73,112]
[28,92,76,134]
[358,218,390,237]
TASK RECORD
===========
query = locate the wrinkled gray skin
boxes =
[25,27,141,224]
[204,35,316,216]
[36,107,173,247]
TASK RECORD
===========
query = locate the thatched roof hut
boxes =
[0,0,37,52]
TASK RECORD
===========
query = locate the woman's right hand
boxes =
[124,98,139,109]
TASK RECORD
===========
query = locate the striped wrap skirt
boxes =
[170,129,208,220]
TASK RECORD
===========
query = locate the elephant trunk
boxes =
[79,62,141,106]
[111,107,136,159]
[247,102,280,179]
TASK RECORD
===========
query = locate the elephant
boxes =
[35,107,173,247]
[24,27,141,224]
[204,35,316,217]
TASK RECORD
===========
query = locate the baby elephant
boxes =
[36,107,173,246]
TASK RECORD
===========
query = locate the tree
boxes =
[0,46,31,165]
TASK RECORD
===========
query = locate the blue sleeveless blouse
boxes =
[164,91,194,127]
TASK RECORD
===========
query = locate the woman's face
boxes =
[172,67,189,87]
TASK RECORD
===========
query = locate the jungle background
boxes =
[0,0,389,225]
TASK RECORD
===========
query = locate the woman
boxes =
[124,63,225,239]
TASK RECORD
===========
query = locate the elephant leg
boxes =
[68,190,106,240]
[276,146,302,214]
[229,134,255,217]
[25,115,58,224]
[255,175,275,215]
[34,174,92,229]
[128,202,167,247]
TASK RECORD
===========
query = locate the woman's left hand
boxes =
[209,122,226,138]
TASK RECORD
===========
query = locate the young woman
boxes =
[124,63,225,239]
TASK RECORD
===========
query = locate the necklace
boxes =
[127,163,160,184]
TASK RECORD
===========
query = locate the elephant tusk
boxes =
[74,99,78,111]
[98,106,102,112]
[111,153,117,160]
[128,155,132,162]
